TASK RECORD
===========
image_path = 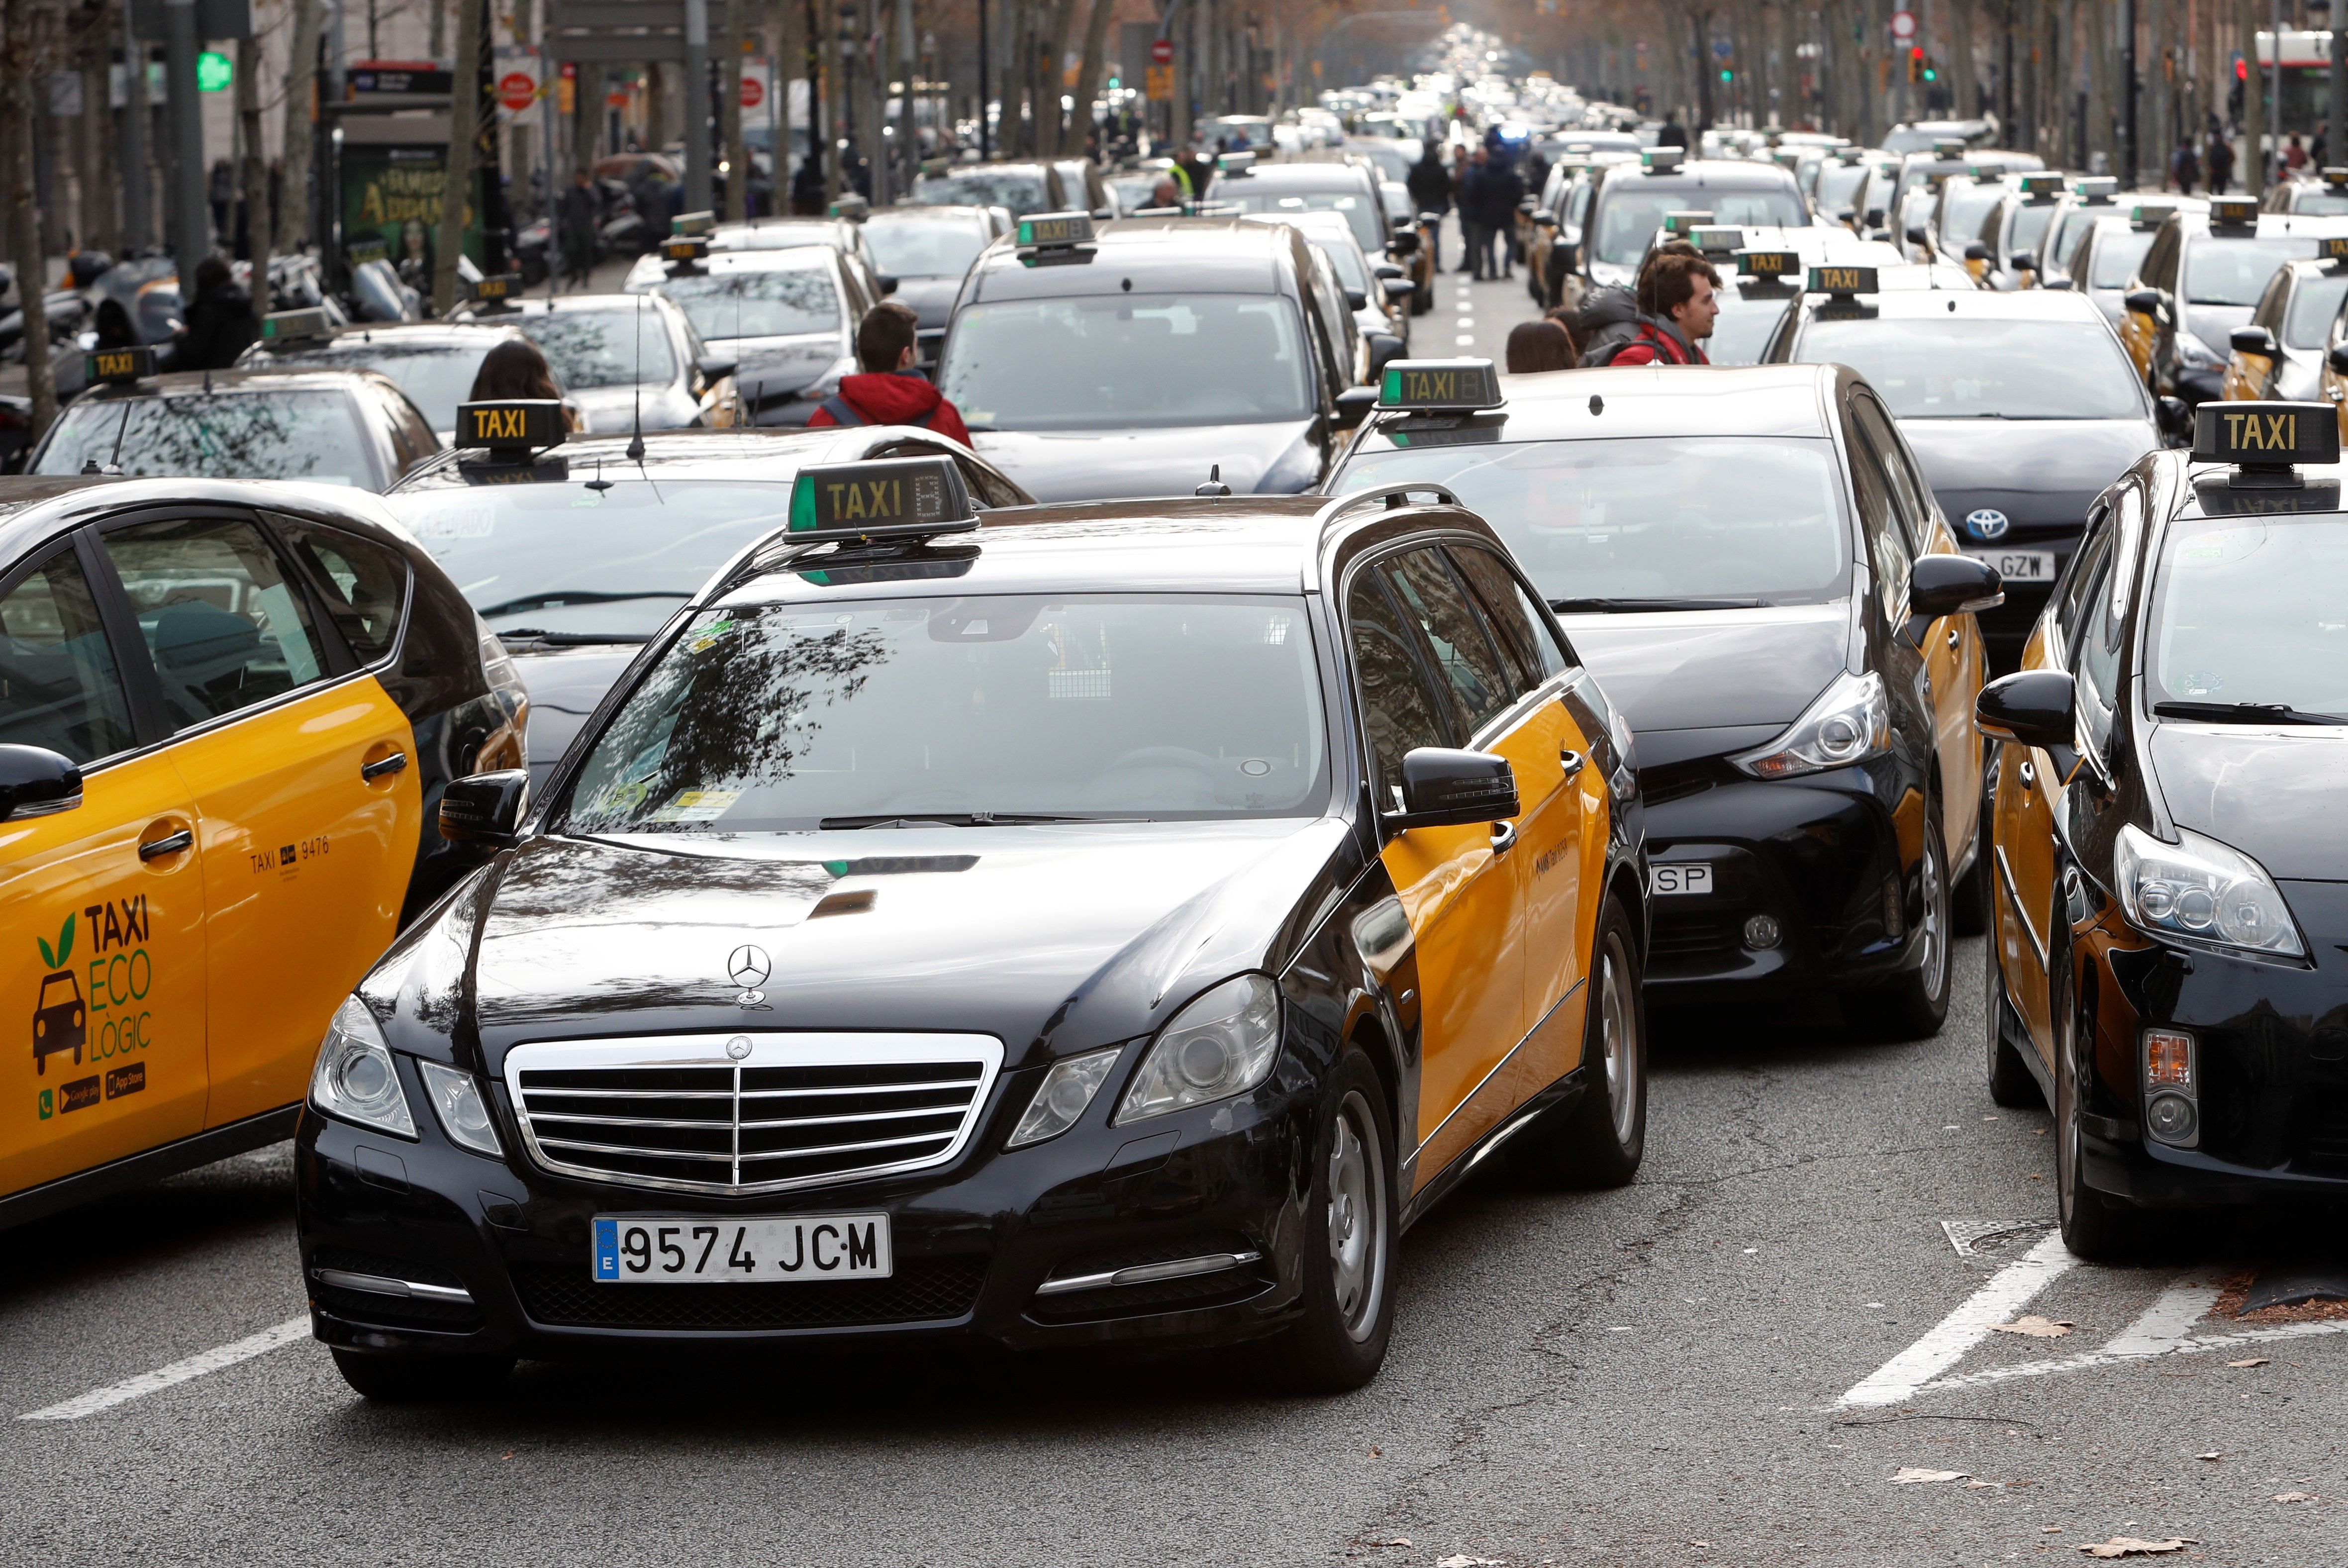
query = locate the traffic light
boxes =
[1907,46,1923,84]
[1720,68,1733,83]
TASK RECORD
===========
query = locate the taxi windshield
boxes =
[861,214,989,279]
[1937,182,2005,243]
[645,266,841,341]
[1592,187,1807,265]
[2047,207,2101,265]
[908,170,1051,217]
[1813,162,1871,210]
[1210,187,1385,256]
[33,391,378,487]
[521,309,680,389]
[387,478,802,637]
[269,342,489,430]
[563,594,1330,830]
[1793,316,2144,420]
[2291,190,2348,214]
[2090,229,2156,289]
[2284,273,2348,348]
[1334,436,1850,607]
[2187,237,2317,305]
[939,294,1312,430]
[2007,201,2058,253]
[2148,511,2348,714]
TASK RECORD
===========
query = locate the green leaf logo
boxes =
[37,937,53,970]
[37,913,73,972]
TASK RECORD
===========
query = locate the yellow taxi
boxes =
[0,423,530,1227]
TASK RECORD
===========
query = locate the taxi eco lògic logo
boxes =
[30,900,157,1113]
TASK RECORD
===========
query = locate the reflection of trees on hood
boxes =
[571,618,891,831]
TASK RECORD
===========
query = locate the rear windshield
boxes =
[909,171,1050,217]
[1209,184,1385,257]
[34,391,378,487]
[1591,186,1806,265]
[644,265,842,341]
[265,342,489,431]
[521,309,680,390]
[1794,315,2144,420]
[2007,201,2057,254]
[2187,236,2318,306]
[2090,229,2156,289]
[861,214,989,280]
[1706,291,1795,366]
[2284,272,2348,348]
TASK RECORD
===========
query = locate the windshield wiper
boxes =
[1549,595,1764,613]
[2153,700,2348,725]
[818,811,1149,829]
[475,589,691,617]
[494,629,655,646]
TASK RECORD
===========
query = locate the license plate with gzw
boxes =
[592,1214,893,1283]
[1649,864,1713,896]
[1968,548,2057,583]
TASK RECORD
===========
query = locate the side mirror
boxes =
[2156,394,2192,437]
[1332,385,1380,429]
[438,769,531,847]
[1863,206,1885,227]
[696,353,738,382]
[1905,224,1930,247]
[2329,343,2348,375]
[1909,552,2004,618]
[876,275,899,296]
[1533,212,1558,229]
[2230,324,2278,357]
[1391,747,1519,829]
[1381,277,1416,306]
[2043,275,2074,291]
[2011,252,2036,270]
[1976,670,2077,752]
[1345,287,1370,311]
[2124,288,2164,319]
[1963,242,1991,263]
[0,743,81,822]
[1365,331,1405,375]
[1387,228,1420,257]
[1372,261,1405,280]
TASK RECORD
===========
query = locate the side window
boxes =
[0,544,137,763]
[1845,422,1913,623]
[100,517,333,731]
[2072,551,2122,751]
[2254,270,2290,331]
[275,519,411,662]
[1380,548,1516,735]
[380,387,435,468]
[1851,393,1931,550]
[2053,516,2113,656]
[1347,570,1453,811]
[1447,543,1569,688]
[2148,230,2179,291]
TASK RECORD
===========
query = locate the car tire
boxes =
[1514,897,1647,1188]
[1845,820,1954,1041]
[1261,1047,1397,1395]
[2052,928,2144,1263]
[1953,768,1991,937]
[330,1347,514,1403]
[1983,901,2041,1109]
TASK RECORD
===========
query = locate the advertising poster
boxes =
[340,142,484,271]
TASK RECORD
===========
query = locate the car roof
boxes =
[0,474,412,570]
[2174,210,2348,240]
[966,217,1300,298]
[492,292,680,316]
[255,322,522,356]
[710,218,858,250]
[1598,159,1801,193]
[71,366,395,403]
[1796,286,2112,323]
[866,205,993,224]
[647,247,836,276]
[1211,163,1374,191]
[1349,364,1840,452]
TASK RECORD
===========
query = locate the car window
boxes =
[2053,515,2112,656]
[2284,271,2348,347]
[1849,393,1931,550]
[1347,570,1454,812]
[523,307,683,389]
[1380,549,1516,735]
[99,516,332,731]
[0,544,136,764]
[2073,549,2121,749]
[1444,543,1558,691]
[33,391,381,487]
[275,519,411,662]
[2091,228,2156,290]
[1845,422,1912,623]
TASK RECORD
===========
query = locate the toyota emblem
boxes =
[1965,508,2011,541]
[727,945,771,987]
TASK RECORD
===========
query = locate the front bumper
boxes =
[1635,763,1922,1004]
[2075,880,2348,1208]
[296,1050,1311,1362]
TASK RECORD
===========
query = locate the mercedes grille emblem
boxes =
[1965,508,2011,541]
[726,1035,753,1061]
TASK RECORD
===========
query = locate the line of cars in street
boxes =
[3,118,2341,1399]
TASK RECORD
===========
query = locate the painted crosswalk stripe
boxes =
[19,1315,311,1421]
[1455,334,1476,346]
[1837,1230,2075,1408]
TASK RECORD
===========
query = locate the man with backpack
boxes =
[806,301,973,443]
[1600,249,1718,366]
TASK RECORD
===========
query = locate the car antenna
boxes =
[1195,463,1232,497]
[626,293,646,461]
[85,395,135,475]
[585,455,615,492]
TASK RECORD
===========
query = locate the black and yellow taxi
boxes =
[2260,164,2348,214]
[1976,402,2348,1257]
[2216,243,2348,404]
[1524,148,1640,310]
[234,309,553,448]
[1325,358,2000,1035]
[2119,196,2348,407]
[293,453,1650,1399]
[25,345,442,492]
[380,400,1030,786]
[0,463,527,1228]
[2068,200,2197,339]
[1762,265,2174,668]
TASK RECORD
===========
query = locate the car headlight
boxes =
[2176,331,2226,369]
[1006,1045,1122,1148]
[309,997,416,1139]
[2115,823,2305,958]
[417,1060,502,1155]
[1730,670,1891,779]
[1115,974,1282,1124]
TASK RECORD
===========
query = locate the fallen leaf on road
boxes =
[1436,1557,1503,1567]
[2077,1538,2188,1558]
[1892,1467,1969,1483]
[2227,1357,2270,1369]
[1994,1316,2075,1339]
[2196,1452,2222,1462]
[2273,1491,2318,1503]
[1965,1479,1999,1488]
[2043,1526,2063,1533]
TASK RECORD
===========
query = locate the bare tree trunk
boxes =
[431,0,447,61]
[778,0,803,194]
[723,0,746,218]
[79,4,114,256]
[2,0,55,439]
[237,33,268,310]
[1041,0,1076,152]
[1068,0,1115,163]
[1947,0,1976,119]
[2239,0,2260,195]
[281,0,319,251]
[435,0,485,314]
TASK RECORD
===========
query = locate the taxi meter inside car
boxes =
[295,456,1652,1400]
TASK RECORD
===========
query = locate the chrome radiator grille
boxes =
[502,1035,1004,1196]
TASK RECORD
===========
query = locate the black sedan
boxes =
[1977,403,2348,1258]
[294,458,1651,1398]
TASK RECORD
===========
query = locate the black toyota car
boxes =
[1977,402,2348,1258]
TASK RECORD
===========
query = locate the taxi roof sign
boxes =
[1931,137,1967,158]
[1736,248,1801,278]
[454,399,566,458]
[662,236,709,267]
[1640,146,1683,174]
[784,455,978,544]
[2324,166,2348,186]
[1377,358,1503,412]
[1661,209,1715,235]
[1016,211,1094,249]
[1688,225,1743,254]
[2321,236,2348,262]
[2192,401,2338,483]
[1215,150,1257,175]
[259,306,331,343]
[2073,175,2119,202]
[2209,195,2259,226]
[473,272,521,301]
[1806,264,1878,297]
[2019,172,2063,198]
[2131,201,2176,230]
[672,210,717,237]
[86,344,155,386]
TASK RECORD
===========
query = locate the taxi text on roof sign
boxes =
[1661,209,1714,234]
[663,236,709,264]
[1737,248,1799,277]
[2210,195,2259,225]
[784,455,977,542]
[2325,166,2348,186]
[87,345,156,385]
[2320,236,2348,262]
[1377,359,1503,412]
[2191,401,2341,470]
[475,273,521,300]
[1016,211,1094,249]
[1688,225,1742,253]
[261,307,331,342]
[1807,264,1877,296]
[454,399,566,453]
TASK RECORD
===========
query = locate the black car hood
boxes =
[889,276,960,331]
[2149,724,2348,875]
[972,420,1316,503]
[370,818,1355,1074]
[1898,417,2156,533]
[1562,602,1850,768]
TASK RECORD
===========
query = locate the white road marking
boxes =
[1836,1230,2076,1407]
[19,1315,311,1421]
[1455,334,1477,346]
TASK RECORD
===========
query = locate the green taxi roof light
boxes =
[1375,358,1503,412]
[1016,211,1095,250]
[776,456,979,545]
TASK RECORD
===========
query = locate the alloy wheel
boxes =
[1326,1088,1389,1343]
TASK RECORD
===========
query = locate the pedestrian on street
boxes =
[1486,153,1526,279]
[1457,146,1489,277]
[2171,138,2200,195]
[1602,249,1717,366]
[2207,129,2235,194]
[168,256,260,373]
[1407,142,1453,271]
[806,300,971,444]
[1656,115,1689,150]
[790,157,825,215]
[558,169,599,291]
[2286,133,2309,173]
[1504,318,1576,372]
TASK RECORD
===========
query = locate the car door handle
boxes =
[138,828,193,861]
[1946,626,1960,649]
[1559,747,1585,779]
[2019,760,2036,787]
[1490,819,1518,855]
[361,751,409,782]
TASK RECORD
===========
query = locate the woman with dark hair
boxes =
[1505,318,1577,374]
[468,339,580,428]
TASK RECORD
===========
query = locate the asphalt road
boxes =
[5,268,2344,1568]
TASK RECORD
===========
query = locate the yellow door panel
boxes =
[1505,695,1594,1079]
[0,754,207,1198]
[2119,307,2154,384]
[168,677,421,1126]
[1383,819,1525,1176]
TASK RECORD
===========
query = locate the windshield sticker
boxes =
[412,506,495,540]
[688,619,739,654]
[647,788,741,823]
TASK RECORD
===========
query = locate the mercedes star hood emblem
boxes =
[727,944,771,1006]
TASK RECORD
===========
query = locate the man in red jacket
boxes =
[807,301,974,443]
[1606,249,1719,367]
